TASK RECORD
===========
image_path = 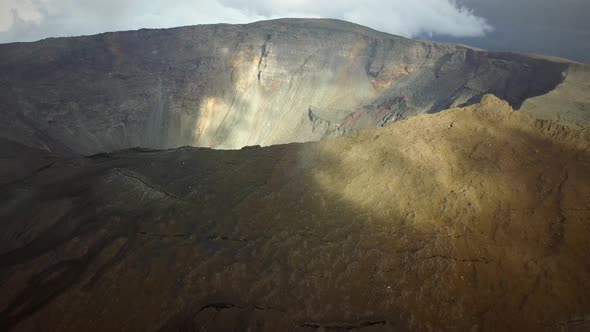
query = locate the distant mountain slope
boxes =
[0,18,584,155]
[1,95,589,331]
[521,63,590,128]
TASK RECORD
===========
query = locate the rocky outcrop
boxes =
[0,18,579,155]
[1,95,589,331]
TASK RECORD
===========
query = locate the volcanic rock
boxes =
[1,19,587,155]
[1,95,589,331]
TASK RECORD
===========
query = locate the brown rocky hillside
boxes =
[1,95,589,331]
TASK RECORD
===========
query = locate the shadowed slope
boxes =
[1,95,589,331]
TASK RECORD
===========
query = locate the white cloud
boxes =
[0,0,46,32]
[0,0,492,43]
[220,0,492,37]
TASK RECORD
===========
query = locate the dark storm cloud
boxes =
[430,0,590,62]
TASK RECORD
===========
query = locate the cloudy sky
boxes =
[435,0,590,63]
[1,0,588,62]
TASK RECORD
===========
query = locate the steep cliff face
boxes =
[1,96,589,331]
[0,19,574,155]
